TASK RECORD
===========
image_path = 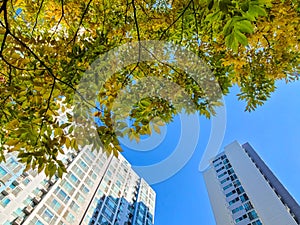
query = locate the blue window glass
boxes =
[69,174,79,185]
[216,166,225,173]
[0,166,7,176]
[252,220,262,225]
[235,214,247,223]
[248,210,258,220]
[223,183,233,190]
[35,221,44,225]
[22,178,31,185]
[218,171,227,178]
[9,183,16,189]
[240,193,249,202]
[229,197,239,205]
[43,209,54,222]
[244,202,253,211]
[226,190,236,197]
[232,205,244,214]
[237,186,245,195]
[221,177,230,184]
[1,198,11,207]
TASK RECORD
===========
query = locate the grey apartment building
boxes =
[203,141,300,225]
[0,146,155,225]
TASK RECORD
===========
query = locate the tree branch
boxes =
[132,0,141,62]
[31,0,45,35]
[192,0,199,43]
[159,0,193,41]
[50,0,65,40]
[69,0,93,44]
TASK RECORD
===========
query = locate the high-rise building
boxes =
[0,147,156,225]
[203,141,300,225]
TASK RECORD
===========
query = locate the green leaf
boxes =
[223,19,233,36]
[252,5,267,17]
[235,20,254,34]
[234,29,248,46]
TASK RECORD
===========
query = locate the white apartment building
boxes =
[203,141,300,225]
[0,146,155,225]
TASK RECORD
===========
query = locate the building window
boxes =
[70,201,80,212]
[22,178,31,186]
[12,208,25,217]
[35,220,44,225]
[233,180,241,188]
[235,214,247,223]
[80,185,90,194]
[216,166,225,173]
[65,212,75,222]
[61,180,75,195]
[223,183,233,191]
[226,190,236,197]
[43,209,54,223]
[6,157,19,170]
[227,168,235,175]
[237,186,245,195]
[75,192,85,203]
[218,171,227,178]
[89,171,97,180]
[79,160,89,172]
[84,177,94,187]
[240,193,249,203]
[71,165,84,179]
[221,177,230,184]
[229,197,239,205]
[56,188,70,203]
[252,220,262,225]
[1,197,11,207]
[9,182,17,190]
[232,205,244,214]
[243,202,253,211]
[214,161,222,168]
[50,199,62,213]
[248,210,258,220]
[69,174,79,185]
[223,159,229,164]
[105,197,117,211]
[103,206,114,221]
[97,216,108,224]
[225,163,232,169]
[0,166,7,176]
[212,157,221,163]
[230,174,238,181]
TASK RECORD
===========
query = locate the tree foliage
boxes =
[0,0,299,177]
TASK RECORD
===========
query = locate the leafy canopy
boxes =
[0,0,299,177]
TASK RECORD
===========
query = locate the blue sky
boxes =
[121,80,300,225]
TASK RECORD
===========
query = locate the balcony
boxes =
[22,172,29,177]
[41,188,48,194]
[33,196,41,204]
[2,187,12,195]
[23,205,34,215]
[12,217,24,225]
[12,180,19,186]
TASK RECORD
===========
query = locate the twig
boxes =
[159,0,193,41]
[31,0,45,35]
[68,0,93,44]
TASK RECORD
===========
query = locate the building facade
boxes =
[203,141,300,225]
[0,147,155,225]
